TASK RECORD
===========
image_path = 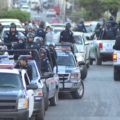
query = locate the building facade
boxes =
[0,0,13,10]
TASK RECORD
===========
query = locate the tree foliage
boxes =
[0,9,31,22]
[76,0,120,20]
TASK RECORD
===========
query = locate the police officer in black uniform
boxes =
[48,44,57,70]
[59,23,75,44]
[26,33,36,49]
[4,23,19,50]
[36,21,46,43]
[15,56,32,80]
[39,48,50,75]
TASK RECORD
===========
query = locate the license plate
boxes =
[59,83,72,88]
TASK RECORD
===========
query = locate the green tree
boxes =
[75,0,103,20]
[101,0,120,18]
[0,9,31,22]
[76,0,120,19]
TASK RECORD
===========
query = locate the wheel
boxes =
[71,81,84,99]
[35,99,45,120]
[114,67,120,81]
[90,59,93,65]
[49,90,58,106]
[44,93,49,111]
[81,65,88,80]
[96,57,102,65]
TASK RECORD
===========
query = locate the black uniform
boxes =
[60,29,74,43]
[15,62,32,80]
[4,31,19,49]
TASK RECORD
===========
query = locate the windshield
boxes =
[54,29,63,34]
[74,36,83,44]
[57,53,76,67]
[0,73,22,89]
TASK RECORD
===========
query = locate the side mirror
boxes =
[27,84,38,90]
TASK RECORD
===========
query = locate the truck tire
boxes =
[71,81,84,99]
[49,90,58,106]
[81,65,87,80]
[36,100,45,120]
[90,59,93,65]
[96,57,102,65]
[114,67,120,81]
[44,91,49,111]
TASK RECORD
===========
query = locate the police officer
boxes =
[34,37,44,50]
[59,23,75,44]
[39,48,50,74]
[15,56,32,80]
[4,23,19,50]
[48,43,57,70]
[26,33,35,49]
[25,25,35,37]
[36,21,46,43]
[77,20,87,33]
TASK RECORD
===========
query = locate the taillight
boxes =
[99,43,103,49]
[113,53,117,61]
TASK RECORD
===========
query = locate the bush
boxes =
[0,9,31,22]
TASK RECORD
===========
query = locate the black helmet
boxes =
[18,56,28,62]
[27,33,34,39]
[66,23,71,29]
[34,37,43,45]
[10,23,16,28]
[39,21,45,28]
[39,48,47,58]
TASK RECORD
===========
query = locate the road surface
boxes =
[45,62,120,120]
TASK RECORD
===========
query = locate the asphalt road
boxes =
[45,62,120,120]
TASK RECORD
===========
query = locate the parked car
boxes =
[55,47,84,99]
[0,19,22,28]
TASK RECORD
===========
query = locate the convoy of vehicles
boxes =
[0,16,119,120]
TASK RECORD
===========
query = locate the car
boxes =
[0,19,22,28]
[73,32,90,79]
[55,47,84,99]
[0,65,36,120]
[20,4,31,13]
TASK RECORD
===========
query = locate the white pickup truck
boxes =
[113,50,120,81]
[89,39,115,65]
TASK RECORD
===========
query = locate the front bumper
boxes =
[0,109,29,120]
[33,97,43,115]
[59,80,81,92]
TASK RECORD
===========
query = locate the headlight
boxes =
[70,73,80,80]
[18,98,29,110]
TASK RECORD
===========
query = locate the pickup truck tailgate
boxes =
[98,40,115,53]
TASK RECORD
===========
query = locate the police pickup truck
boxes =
[89,38,115,65]
[55,47,84,99]
[0,64,37,120]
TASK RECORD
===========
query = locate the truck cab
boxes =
[0,67,36,120]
